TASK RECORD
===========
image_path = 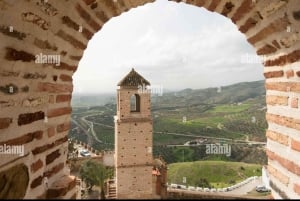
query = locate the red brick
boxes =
[56,29,86,50]
[286,70,294,78]
[291,139,300,152]
[231,0,253,23]
[37,82,73,93]
[48,107,72,118]
[57,122,71,133]
[56,94,71,103]
[0,130,43,146]
[294,183,300,195]
[248,16,289,45]
[265,82,300,93]
[264,70,284,79]
[31,175,43,189]
[266,130,289,145]
[75,3,101,31]
[32,136,67,155]
[267,150,300,176]
[31,159,43,173]
[48,127,55,138]
[268,164,289,186]
[239,17,257,33]
[297,71,300,77]
[53,62,77,72]
[291,97,298,108]
[266,113,300,131]
[221,2,235,17]
[266,95,288,106]
[265,50,300,67]
[59,74,72,82]
[257,44,277,55]
[46,149,61,165]
[18,111,44,126]
[0,118,12,129]
[207,0,221,11]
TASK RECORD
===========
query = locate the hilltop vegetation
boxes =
[168,161,262,188]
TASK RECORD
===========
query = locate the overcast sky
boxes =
[73,0,264,94]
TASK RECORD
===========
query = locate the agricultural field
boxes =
[69,80,268,164]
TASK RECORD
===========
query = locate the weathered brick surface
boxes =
[291,97,298,109]
[37,82,73,93]
[207,0,221,12]
[265,50,300,66]
[57,122,71,133]
[231,0,253,23]
[46,149,61,165]
[291,139,300,152]
[286,70,294,78]
[48,127,56,138]
[0,118,12,129]
[31,159,43,173]
[268,164,289,186]
[56,94,71,103]
[267,150,300,176]
[59,74,72,82]
[264,70,284,79]
[266,113,300,131]
[31,175,43,189]
[266,130,289,145]
[265,82,300,93]
[18,111,44,126]
[257,44,277,55]
[266,95,288,106]
[32,136,68,155]
[75,3,101,31]
[0,131,43,146]
[48,107,72,118]
[295,183,300,196]
[248,16,289,45]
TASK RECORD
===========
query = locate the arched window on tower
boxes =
[130,94,140,112]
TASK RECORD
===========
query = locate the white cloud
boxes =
[74,0,264,94]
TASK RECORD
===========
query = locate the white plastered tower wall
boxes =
[114,69,154,199]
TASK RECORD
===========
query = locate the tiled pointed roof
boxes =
[117,68,150,86]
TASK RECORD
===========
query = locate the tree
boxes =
[79,160,113,199]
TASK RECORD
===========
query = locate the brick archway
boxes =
[0,0,299,199]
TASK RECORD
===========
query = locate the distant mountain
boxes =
[152,80,265,108]
[72,80,265,107]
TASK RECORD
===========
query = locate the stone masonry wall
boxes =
[0,0,299,198]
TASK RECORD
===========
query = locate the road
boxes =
[155,131,266,146]
[229,176,262,195]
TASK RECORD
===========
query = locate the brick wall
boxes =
[0,0,299,198]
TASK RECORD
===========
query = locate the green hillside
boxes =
[168,161,262,188]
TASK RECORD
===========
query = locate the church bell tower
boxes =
[114,68,153,199]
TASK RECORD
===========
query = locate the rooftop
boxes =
[118,68,150,87]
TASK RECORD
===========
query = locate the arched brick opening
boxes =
[0,0,299,199]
